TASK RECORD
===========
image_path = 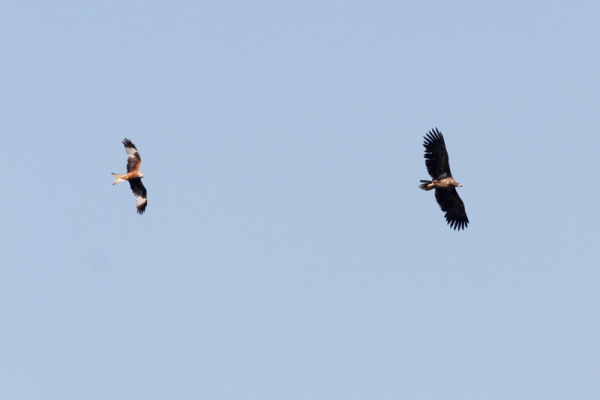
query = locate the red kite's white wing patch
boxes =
[136,196,148,214]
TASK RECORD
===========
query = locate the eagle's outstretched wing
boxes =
[423,128,452,180]
[435,188,468,230]
[128,178,147,215]
[123,138,141,173]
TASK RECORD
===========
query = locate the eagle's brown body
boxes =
[419,177,462,191]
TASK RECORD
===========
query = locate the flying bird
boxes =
[419,128,468,230]
[112,138,147,214]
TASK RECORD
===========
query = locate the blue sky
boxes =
[1,1,600,398]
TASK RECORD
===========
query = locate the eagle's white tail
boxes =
[419,180,434,191]
[112,173,126,185]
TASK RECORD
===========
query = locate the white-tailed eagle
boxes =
[419,128,468,230]
[112,138,147,214]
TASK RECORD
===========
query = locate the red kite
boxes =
[112,139,147,214]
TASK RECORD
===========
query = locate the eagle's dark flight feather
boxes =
[435,188,468,230]
[423,128,452,180]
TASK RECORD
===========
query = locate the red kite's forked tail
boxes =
[112,173,127,185]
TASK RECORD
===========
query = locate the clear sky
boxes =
[1,1,599,399]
